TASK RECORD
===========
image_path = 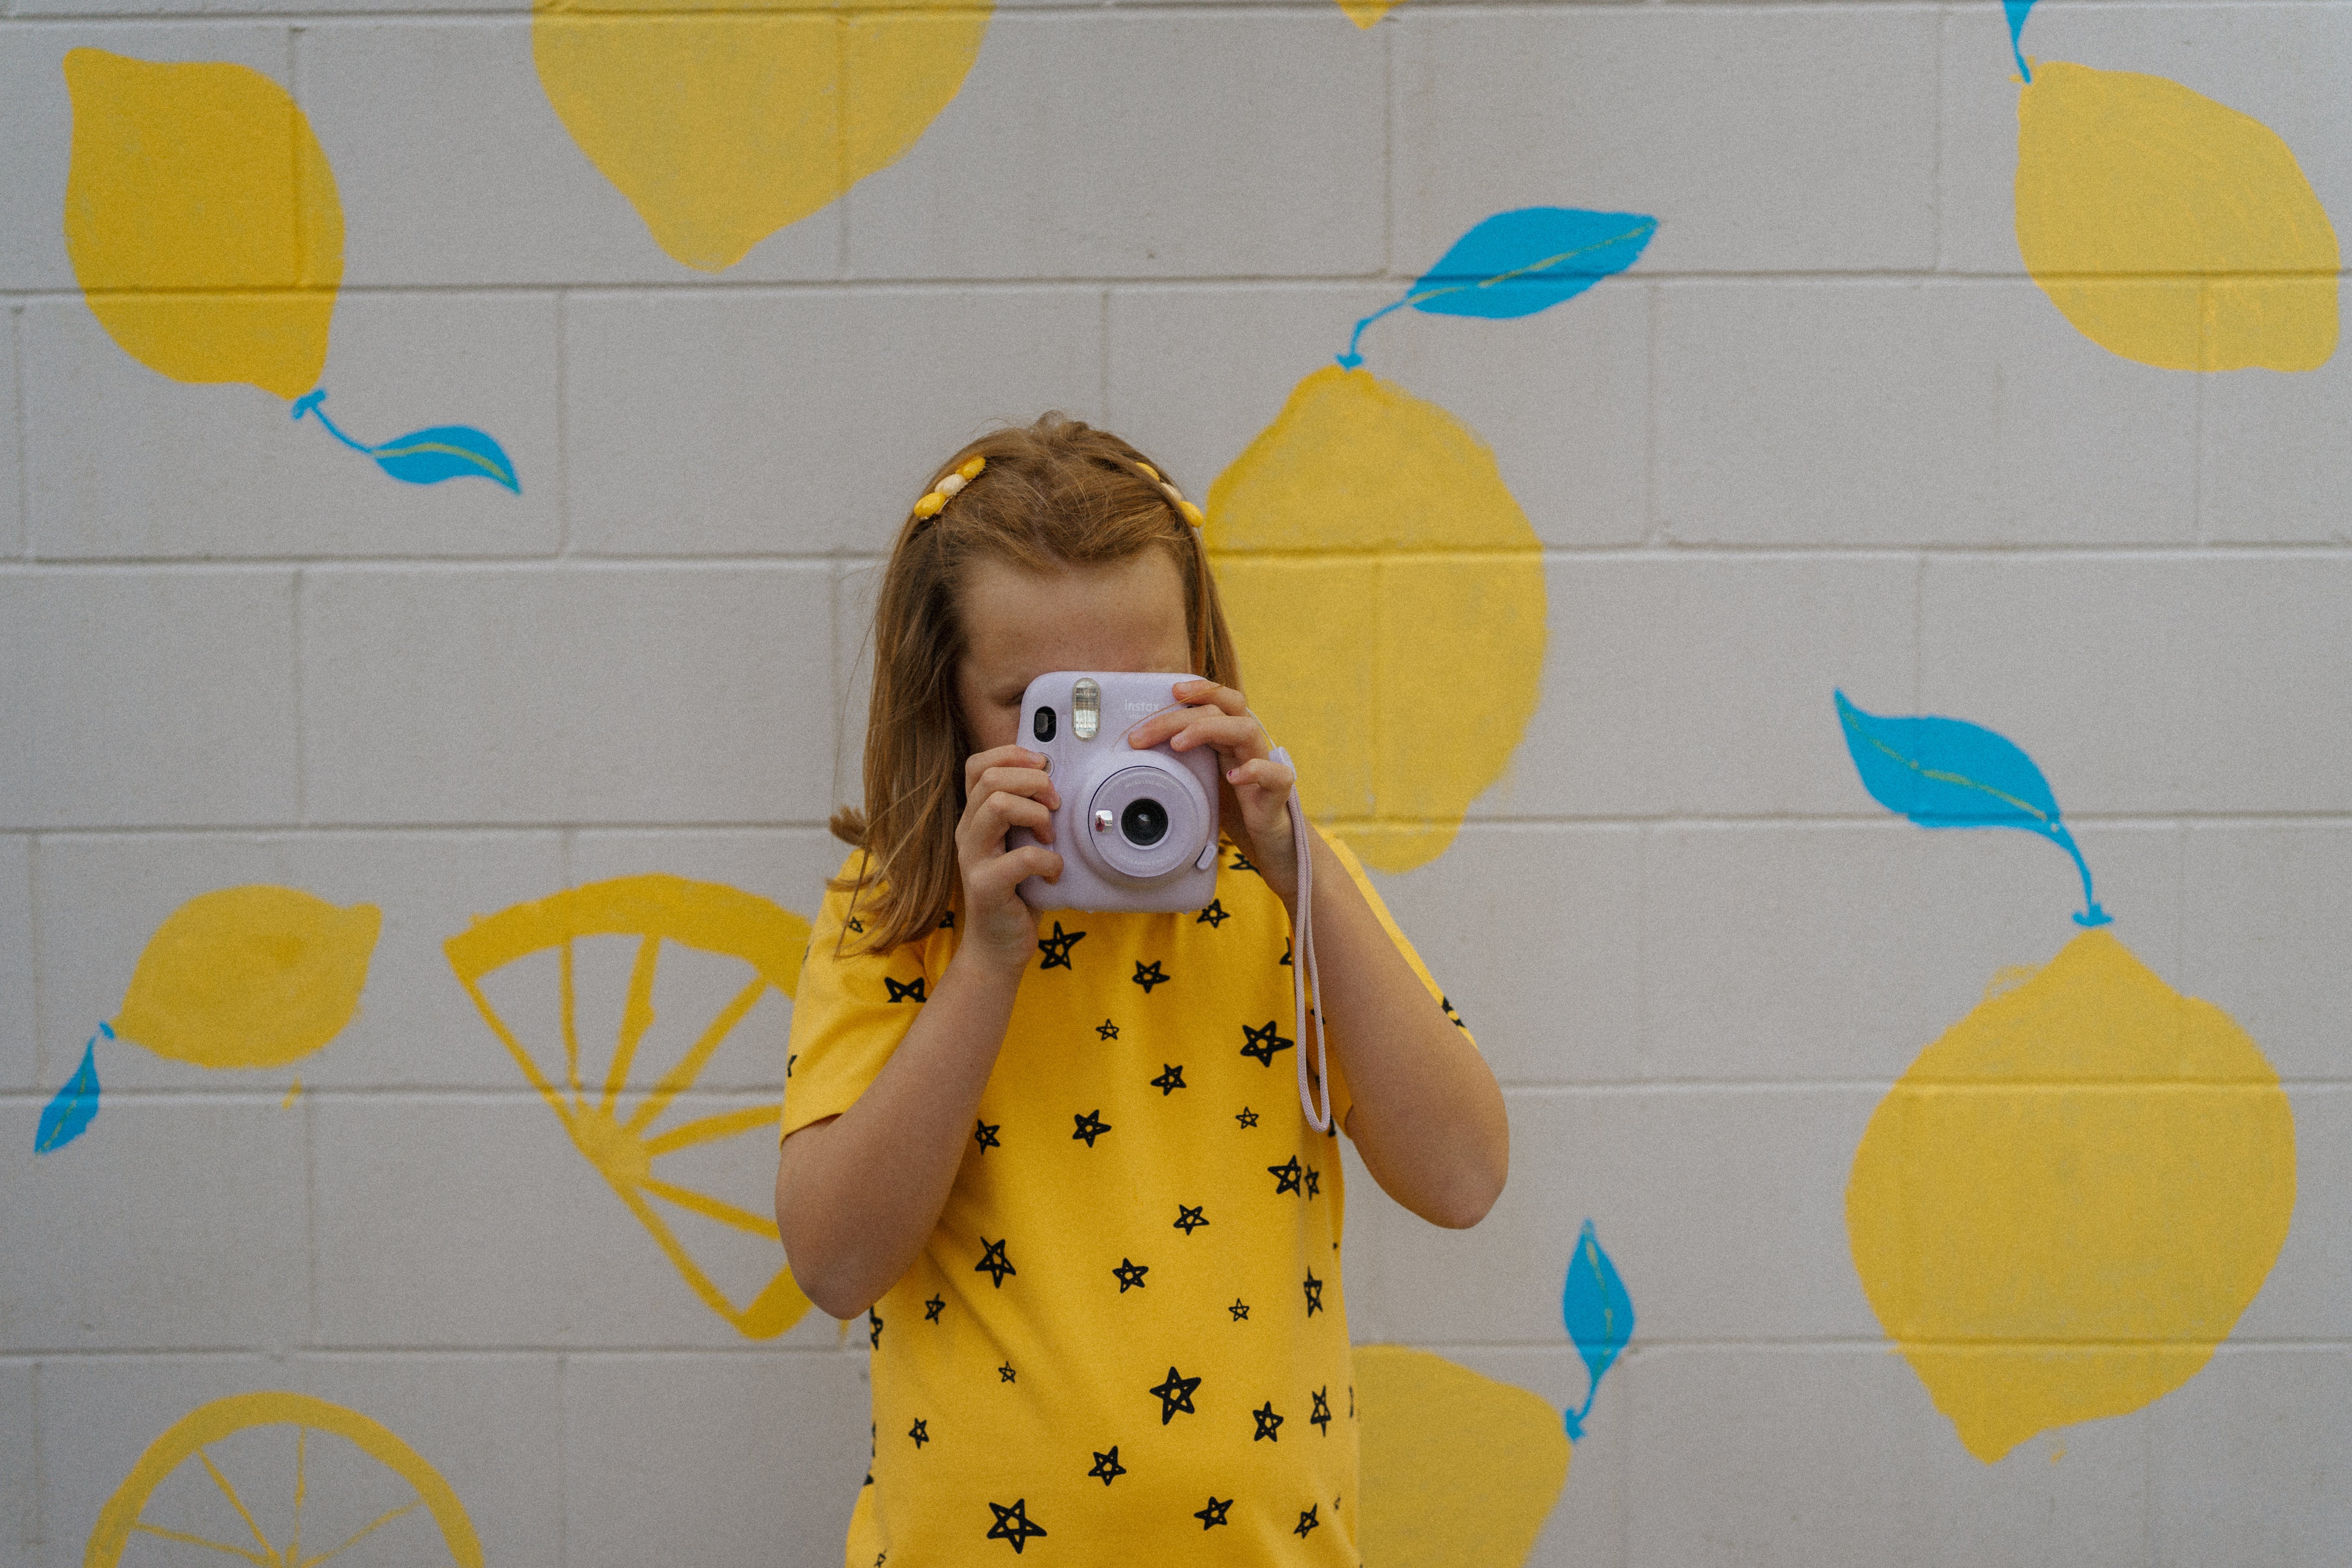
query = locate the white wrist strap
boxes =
[1271,746,1330,1134]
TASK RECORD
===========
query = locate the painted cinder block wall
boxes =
[4,1,2349,1564]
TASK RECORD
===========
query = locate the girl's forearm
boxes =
[1296,835,1510,1228]
[775,946,1025,1319]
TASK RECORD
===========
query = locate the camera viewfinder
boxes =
[1033,706,1056,743]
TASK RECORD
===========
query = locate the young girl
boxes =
[775,414,1507,1564]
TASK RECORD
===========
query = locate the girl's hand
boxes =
[956,744,1062,970]
[1125,679,1301,906]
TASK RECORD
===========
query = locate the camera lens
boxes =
[1120,797,1169,848]
[1033,707,1056,743]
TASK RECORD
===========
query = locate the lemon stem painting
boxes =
[1837,692,2295,1463]
[292,390,519,492]
[1336,207,1657,368]
[33,886,380,1154]
[1835,691,2109,927]
[63,49,519,493]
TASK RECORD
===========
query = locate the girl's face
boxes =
[955,550,1192,754]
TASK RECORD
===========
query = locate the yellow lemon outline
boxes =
[114,886,381,1072]
[85,1390,482,1568]
[1206,365,1547,873]
[445,873,814,1339]
[62,49,343,399]
[1356,1344,1569,1564]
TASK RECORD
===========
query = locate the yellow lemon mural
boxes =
[63,50,342,401]
[533,0,991,272]
[1836,693,2295,1463]
[1997,7,2338,370]
[62,49,519,490]
[1336,0,1404,28]
[1207,208,1653,872]
[87,1391,482,1568]
[33,886,382,1156]
[445,873,816,1339]
[1356,1347,1570,1566]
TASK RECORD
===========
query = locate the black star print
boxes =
[1239,1019,1294,1067]
[909,1417,929,1448]
[1310,1386,1332,1435]
[1228,1298,1250,1321]
[1279,938,1292,967]
[1096,1018,1119,1041]
[1268,1156,1303,1196]
[868,1309,883,1348]
[1149,1365,1202,1424]
[786,1052,797,1078]
[1089,1446,1126,1486]
[975,1236,1016,1287]
[884,975,927,1003]
[1294,1504,1320,1539]
[1305,1165,1321,1199]
[1441,993,1466,1029]
[1303,1268,1323,1316]
[984,1499,1047,1555]
[1229,848,1255,871]
[848,916,865,934]
[1252,1400,1284,1442]
[1194,1496,1232,1530]
[1071,1109,1112,1147]
[865,1421,875,1486]
[1112,1257,1149,1293]
[974,1119,1000,1150]
[1036,922,1086,971]
[1195,898,1230,928]
[1150,1063,1186,1095]
[924,1294,945,1323]
[1000,1363,1017,1383]
[1235,1106,1259,1129]
[1131,958,1169,993]
[1173,1203,1208,1235]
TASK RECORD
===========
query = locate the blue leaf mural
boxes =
[293,389,521,493]
[1337,206,1658,368]
[1561,1218,1633,1441]
[368,426,521,492]
[34,1026,107,1154]
[2004,0,2037,79]
[1835,690,2110,927]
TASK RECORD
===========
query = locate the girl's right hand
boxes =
[956,744,1063,969]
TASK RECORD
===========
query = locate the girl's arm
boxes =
[1129,681,1509,1229]
[774,743,1064,1320]
[1290,828,1508,1229]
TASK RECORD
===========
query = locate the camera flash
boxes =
[1071,678,1102,740]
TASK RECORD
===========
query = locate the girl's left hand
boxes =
[1124,679,1301,906]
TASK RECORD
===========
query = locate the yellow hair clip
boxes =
[913,455,987,520]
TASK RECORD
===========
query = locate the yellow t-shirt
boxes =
[782,833,1470,1566]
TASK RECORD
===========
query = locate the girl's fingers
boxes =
[964,745,1049,797]
[1172,678,1249,717]
[1157,713,1269,762]
[1224,755,1297,794]
[968,765,1059,812]
[962,791,1055,850]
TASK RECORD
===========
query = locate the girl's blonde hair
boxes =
[831,413,1242,953]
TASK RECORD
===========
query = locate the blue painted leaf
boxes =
[1835,690,2110,926]
[1410,207,1657,321]
[1561,1218,1633,1441]
[368,426,520,492]
[35,1033,102,1154]
[1834,691,2062,832]
[2004,0,2037,77]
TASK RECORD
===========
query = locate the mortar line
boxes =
[9,305,27,563]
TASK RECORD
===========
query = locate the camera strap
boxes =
[1271,746,1331,1135]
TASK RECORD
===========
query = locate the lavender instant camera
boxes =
[1011,671,1221,913]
